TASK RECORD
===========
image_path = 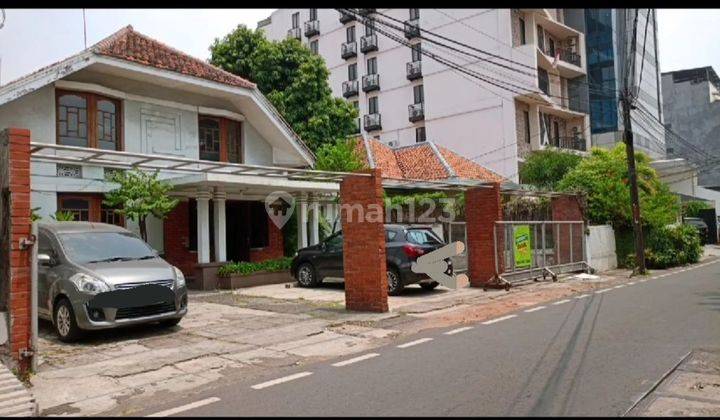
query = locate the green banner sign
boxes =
[514,225,532,269]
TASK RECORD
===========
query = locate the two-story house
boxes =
[0,26,337,281]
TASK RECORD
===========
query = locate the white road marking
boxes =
[524,306,546,313]
[251,372,313,390]
[553,299,571,305]
[444,326,474,335]
[575,294,591,299]
[332,353,380,367]
[627,282,636,285]
[482,314,518,325]
[595,288,612,294]
[613,284,625,289]
[397,338,434,348]
[147,397,221,417]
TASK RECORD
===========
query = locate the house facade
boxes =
[0,26,336,278]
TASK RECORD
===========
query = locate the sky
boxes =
[0,9,719,85]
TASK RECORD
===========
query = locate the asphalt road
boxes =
[138,260,720,417]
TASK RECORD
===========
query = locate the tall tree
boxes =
[209,25,357,152]
[519,149,583,190]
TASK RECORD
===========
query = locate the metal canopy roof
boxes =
[28,142,498,191]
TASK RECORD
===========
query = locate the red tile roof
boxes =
[92,26,256,89]
[355,138,504,183]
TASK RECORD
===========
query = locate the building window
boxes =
[523,110,530,143]
[409,8,420,20]
[348,63,357,80]
[367,57,377,74]
[291,12,299,28]
[538,68,549,95]
[368,96,379,114]
[198,116,243,163]
[57,90,121,150]
[411,43,422,62]
[365,20,375,36]
[347,25,355,43]
[57,195,91,222]
[519,17,526,45]
[416,126,426,143]
[309,8,317,21]
[57,193,124,226]
[310,39,318,54]
[413,85,424,104]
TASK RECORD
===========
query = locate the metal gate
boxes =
[492,220,592,288]
[446,221,467,273]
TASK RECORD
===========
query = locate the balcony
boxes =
[557,48,581,67]
[550,136,587,152]
[342,80,359,98]
[408,103,424,122]
[360,34,378,53]
[358,9,376,16]
[406,61,422,80]
[341,41,357,59]
[404,18,420,39]
[304,20,320,37]
[287,27,301,40]
[362,73,380,92]
[339,11,355,23]
[364,113,382,131]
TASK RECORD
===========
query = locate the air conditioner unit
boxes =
[386,140,398,147]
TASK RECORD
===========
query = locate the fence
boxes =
[492,220,591,288]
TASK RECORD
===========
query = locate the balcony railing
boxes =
[360,34,378,53]
[339,11,355,23]
[341,41,357,59]
[404,18,420,39]
[304,20,320,37]
[408,102,424,122]
[364,113,382,131]
[551,136,586,151]
[406,61,422,80]
[362,73,380,92]
[342,80,359,98]
[557,48,581,67]
[287,27,301,40]
[358,9,376,16]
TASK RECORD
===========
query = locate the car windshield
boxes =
[406,229,443,245]
[57,231,157,264]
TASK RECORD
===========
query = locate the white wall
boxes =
[586,225,617,272]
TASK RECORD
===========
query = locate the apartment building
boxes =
[565,9,665,159]
[258,9,591,181]
[662,66,720,188]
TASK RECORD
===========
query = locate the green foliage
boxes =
[51,211,75,222]
[557,143,679,229]
[315,138,367,172]
[209,25,358,152]
[640,225,702,269]
[104,170,179,241]
[384,191,463,220]
[31,207,42,222]
[519,149,583,190]
[682,200,712,218]
[217,257,293,277]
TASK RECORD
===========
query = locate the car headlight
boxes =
[70,273,111,295]
[173,266,186,288]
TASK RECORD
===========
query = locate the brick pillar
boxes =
[340,169,388,312]
[551,195,584,264]
[3,129,32,372]
[465,182,503,287]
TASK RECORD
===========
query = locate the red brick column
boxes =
[4,129,32,372]
[465,183,503,287]
[340,169,388,312]
[551,195,584,264]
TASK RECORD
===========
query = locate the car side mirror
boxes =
[38,253,55,267]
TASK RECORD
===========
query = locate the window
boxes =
[367,57,377,74]
[552,120,560,144]
[519,17,526,45]
[523,110,530,143]
[310,40,318,54]
[347,26,355,43]
[413,85,424,104]
[291,12,299,28]
[538,68,549,95]
[57,90,121,150]
[58,196,90,222]
[352,100,359,110]
[57,231,155,264]
[536,25,545,52]
[409,8,420,20]
[548,37,555,57]
[411,43,422,62]
[57,193,124,226]
[348,63,357,80]
[416,126,426,143]
[365,20,375,36]
[386,230,398,242]
[325,232,343,252]
[250,202,269,248]
[406,229,443,245]
[368,96,379,114]
[198,116,243,163]
[309,8,317,20]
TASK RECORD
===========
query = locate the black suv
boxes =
[290,224,451,295]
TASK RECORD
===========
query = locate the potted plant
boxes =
[216,257,294,289]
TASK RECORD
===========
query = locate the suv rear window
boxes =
[406,229,443,245]
[385,230,398,242]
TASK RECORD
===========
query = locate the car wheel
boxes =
[387,267,404,296]
[53,297,83,342]
[297,262,319,287]
[420,281,440,291]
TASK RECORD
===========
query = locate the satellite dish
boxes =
[0,9,5,30]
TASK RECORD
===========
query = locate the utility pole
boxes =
[622,8,647,275]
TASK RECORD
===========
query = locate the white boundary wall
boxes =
[586,225,617,272]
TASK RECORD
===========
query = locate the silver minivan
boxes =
[37,222,188,342]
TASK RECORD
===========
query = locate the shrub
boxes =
[682,200,712,218]
[519,149,583,190]
[643,224,702,269]
[217,257,293,277]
